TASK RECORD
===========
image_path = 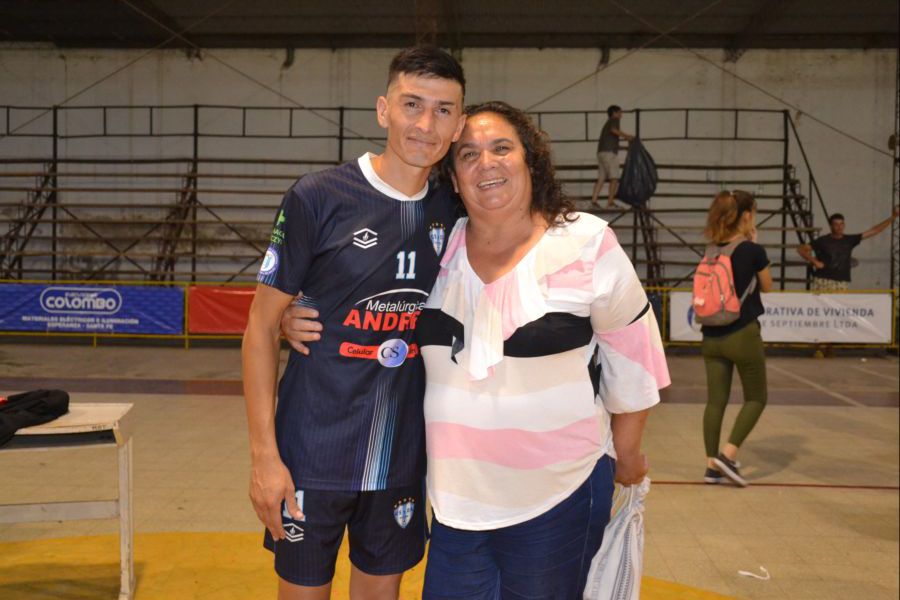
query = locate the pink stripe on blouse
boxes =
[597,317,671,387]
[427,416,601,469]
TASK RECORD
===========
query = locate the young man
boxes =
[590,104,633,208]
[242,47,466,599]
[798,207,899,290]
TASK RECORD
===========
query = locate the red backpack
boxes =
[692,240,756,327]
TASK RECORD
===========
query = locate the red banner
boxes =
[188,286,256,334]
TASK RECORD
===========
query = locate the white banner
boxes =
[669,292,894,343]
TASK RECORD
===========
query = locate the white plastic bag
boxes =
[583,477,650,600]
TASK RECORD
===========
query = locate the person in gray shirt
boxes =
[590,104,633,208]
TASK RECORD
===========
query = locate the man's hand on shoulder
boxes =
[280,293,322,355]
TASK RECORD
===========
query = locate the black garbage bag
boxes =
[0,389,69,448]
[616,138,658,207]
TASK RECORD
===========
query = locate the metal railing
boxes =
[1,105,827,286]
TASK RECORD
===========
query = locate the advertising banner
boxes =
[0,283,184,334]
[187,286,255,334]
[669,291,893,343]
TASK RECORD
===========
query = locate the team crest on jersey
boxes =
[260,247,279,276]
[428,223,445,255]
[393,497,415,529]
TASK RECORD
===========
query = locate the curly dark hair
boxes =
[442,101,576,225]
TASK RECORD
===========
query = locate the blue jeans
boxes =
[423,456,616,600]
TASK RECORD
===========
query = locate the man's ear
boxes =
[450,171,459,193]
[452,114,467,142]
[376,96,389,129]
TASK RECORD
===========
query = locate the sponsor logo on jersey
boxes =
[271,210,286,246]
[393,497,415,529]
[342,289,428,332]
[377,339,409,368]
[40,287,122,315]
[342,308,421,332]
[260,247,279,276]
[428,222,445,255]
[353,228,378,249]
[339,342,419,363]
[339,289,426,364]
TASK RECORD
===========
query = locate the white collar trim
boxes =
[357,153,428,201]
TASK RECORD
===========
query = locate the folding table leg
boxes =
[118,438,134,600]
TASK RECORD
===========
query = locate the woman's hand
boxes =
[614,452,649,486]
[610,409,651,485]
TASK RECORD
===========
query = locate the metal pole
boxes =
[51,105,58,280]
[891,45,899,350]
[891,44,899,291]
[632,109,641,277]
[191,105,198,282]
[780,110,789,290]
[338,107,345,163]
[631,210,638,265]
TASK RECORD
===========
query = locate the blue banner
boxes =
[0,284,184,335]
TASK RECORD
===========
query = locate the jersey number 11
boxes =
[395,251,416,280]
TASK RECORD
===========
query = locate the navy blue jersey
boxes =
[258,155,459,492]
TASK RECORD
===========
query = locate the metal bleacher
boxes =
[0,105,827,288]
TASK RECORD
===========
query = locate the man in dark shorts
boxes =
[798,208,899,290]
[242,47,466,599]
[590,104,633,208]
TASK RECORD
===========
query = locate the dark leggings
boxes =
[702,320,768,457]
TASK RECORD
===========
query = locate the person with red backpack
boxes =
[694,190,772,487]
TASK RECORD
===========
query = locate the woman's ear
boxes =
[450,171,459,193]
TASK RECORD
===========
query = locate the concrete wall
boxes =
[0,47,895,287]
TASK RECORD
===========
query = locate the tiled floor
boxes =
[0,344,897,599]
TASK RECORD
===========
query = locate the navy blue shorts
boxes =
[263,483,426,587]
[423,456,615,600]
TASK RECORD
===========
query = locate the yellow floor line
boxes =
[0,533,735,599]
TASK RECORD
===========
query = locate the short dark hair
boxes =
[387,46,466,97]
[607,105,622,117]
[444,101,576,226]
[829,213,845,223]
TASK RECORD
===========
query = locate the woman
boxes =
[417,101,670,599]
[700,191,772,487]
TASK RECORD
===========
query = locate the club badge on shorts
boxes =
[281,490,306,542]
[428,222,445,256]
[393,497,415,529]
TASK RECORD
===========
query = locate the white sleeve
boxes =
[590,228,670,414]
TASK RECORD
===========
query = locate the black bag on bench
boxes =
[0,389,70,448]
